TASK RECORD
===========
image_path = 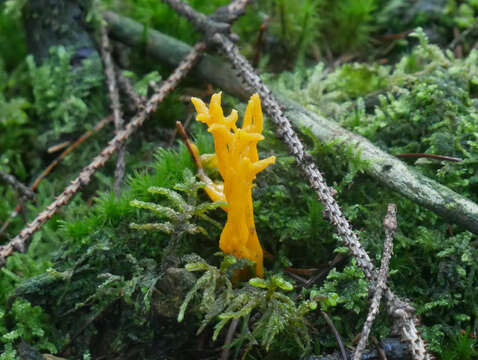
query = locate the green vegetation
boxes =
[1,0,478,359]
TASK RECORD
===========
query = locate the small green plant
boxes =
[130,168,225,252]
[0,298,58,358]
[441,329,478,360]
[445,0,478,29]
[178,254,321,355]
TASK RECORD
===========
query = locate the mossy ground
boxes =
[1,1,478,359]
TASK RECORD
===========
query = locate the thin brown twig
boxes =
[168,114,193,147]
[284,270,308,285]
[176,121,203,169]
[0,171,34,200]
[252,23,266,68]
[176,121,227,212]
[395,153,462,163]
[354,204,396,360]
[100,22,126,197]
[47,141,71,153]
[0,115,113,235]
[32,115,113,191]
[321,311,347,360]
[304,253,346,288]
[0,42,206,267]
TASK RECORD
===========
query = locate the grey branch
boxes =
[354,204,396,360]
[0,42,206,267]
[99,22,125,197]
[104,11,478,237]
[0,170,35,200]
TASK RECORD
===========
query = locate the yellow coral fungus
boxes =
[191,92,275,277]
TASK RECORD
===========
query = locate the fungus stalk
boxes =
[191,92,275,277]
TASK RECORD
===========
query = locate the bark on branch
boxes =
[104,10,478,237]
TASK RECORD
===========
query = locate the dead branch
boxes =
[395,153,462,162]
[99,22,125,197]
[354,204,396,360]
[0,171,34,200]
[0,42,206,267]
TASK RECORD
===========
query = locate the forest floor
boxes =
[1,1,478,359]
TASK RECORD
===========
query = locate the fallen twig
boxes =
[321,311,347,360]
[395,153,462,163]
[99,21,125,197]
[0,42,206,267]
[220,318,240,360]
[0,171,34,200]
[304,253,346,288]
[0,115,113,236]
[354,204,396,360]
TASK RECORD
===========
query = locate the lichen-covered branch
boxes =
[354,204,396,360]
[99,23,125,196]
[104,11,478,237]
[0,42,206,267]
